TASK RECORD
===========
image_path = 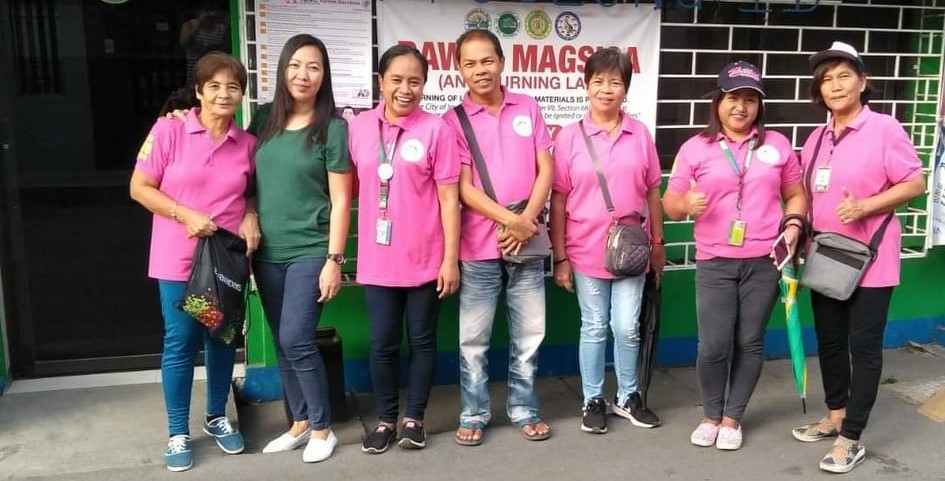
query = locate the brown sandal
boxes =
[455,420,485,446]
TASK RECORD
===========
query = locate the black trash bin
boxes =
[282,326,349,423]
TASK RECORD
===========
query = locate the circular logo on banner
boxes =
[399,139,425,163]
[525,11,552,40]
[555,12,581,41]
[496,11,521,38]
[512,115,533,137]
[464,8,491,31]
[756,144,781,165]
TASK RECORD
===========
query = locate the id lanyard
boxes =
[719,137,756,247]
[718,137,756,219]
[376,121,402,214]
[375,121,401,246]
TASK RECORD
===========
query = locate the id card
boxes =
[814,167,831,192]
[728,219,746,247]
[375,218,392,245]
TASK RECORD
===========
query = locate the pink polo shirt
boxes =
[800,106,921,287]
[134,109,256,281]
[441,89,554,261]
[668,128,801,260]
[553,114,661,279]
[349,103,460,287]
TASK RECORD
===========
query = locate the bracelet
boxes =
[170,203,180,223]
[553,257,568,265]
[779,214,808,235]
[650,237,666,246]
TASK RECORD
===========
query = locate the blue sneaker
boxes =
[164,435,193,472]
[202,417,245,454]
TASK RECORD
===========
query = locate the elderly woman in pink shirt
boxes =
[791,42,925,474]
[551,47,665,435]
[663,61,807,451]
[130,52,258,472]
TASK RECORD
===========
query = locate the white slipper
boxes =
[262,427,312,453]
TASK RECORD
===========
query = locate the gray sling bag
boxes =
[801,127,894,301]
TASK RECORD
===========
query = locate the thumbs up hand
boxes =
[836,187,865,224]
[685,178,708,217]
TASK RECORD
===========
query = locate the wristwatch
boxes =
[326,253,346,265]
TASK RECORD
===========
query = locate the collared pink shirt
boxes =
[134,109,256,281]
[349,102,460,287]
[668,128,801,260]
[800,106,921,287]
[441,89,554,261]
[553,113,661,279]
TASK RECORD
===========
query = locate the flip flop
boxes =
[520,419,552,441]
[455,420,485,446]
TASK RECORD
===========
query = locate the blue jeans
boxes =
[573,272,645,405]
[254,259,332,430]
[458,259,546,427]
[159,281,236,436]
[364,282,440,423]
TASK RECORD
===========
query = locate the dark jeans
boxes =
[695,257,780,422]
[811,286,893,441]
[364,282,440,424]
[254,258,332,430]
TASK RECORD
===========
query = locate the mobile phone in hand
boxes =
[772,231,792,271]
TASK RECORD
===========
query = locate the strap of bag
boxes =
[804,125,894,254]
[453,105,497,201]
[578,120,644,223]
[579,120,616,215]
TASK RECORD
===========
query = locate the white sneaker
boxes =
[302,430,337,463]
[262,427,312,454]
[690,422,720,447]
[716,425,743,450]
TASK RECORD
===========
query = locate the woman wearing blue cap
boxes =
[663,61,807,451]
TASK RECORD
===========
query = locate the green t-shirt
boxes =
[249,105,352,262]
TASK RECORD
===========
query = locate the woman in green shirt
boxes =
[249,34,353,463]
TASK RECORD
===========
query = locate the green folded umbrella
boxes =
[779,261,808,413]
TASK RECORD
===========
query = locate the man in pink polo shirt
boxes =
[441,29,553,445]
[790,42,925,474]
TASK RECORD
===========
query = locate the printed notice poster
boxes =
[378,0,661,136]
[255,0,372,108]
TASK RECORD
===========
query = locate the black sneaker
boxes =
[581,398,608,434]
[361,424,396,454]
[613,393,660,428]
[398,420,427,449]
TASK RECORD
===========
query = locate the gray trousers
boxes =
[695,257,780,422]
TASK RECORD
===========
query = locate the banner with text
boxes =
[378,0,661,137]
[254,0,372,109]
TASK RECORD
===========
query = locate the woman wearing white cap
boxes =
[792,41,925,474]
[663,61,807,451]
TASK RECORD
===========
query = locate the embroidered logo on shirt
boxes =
[756,144,781,165]
[512,115,533,137]
[400,139,425,163]
[136,134,154,162]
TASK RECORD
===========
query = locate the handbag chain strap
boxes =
[803,125,894,254]
[578,120,644,225]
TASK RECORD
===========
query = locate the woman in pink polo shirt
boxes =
[791,42,924,474]
[551,47,664,435]
[348,44,461,454]
[130,53,257,472]
[663,61,807,451]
